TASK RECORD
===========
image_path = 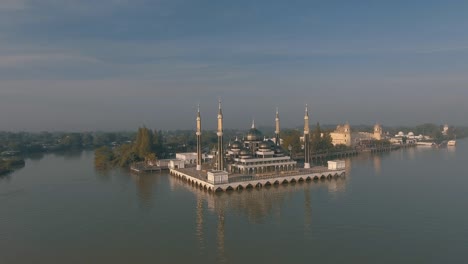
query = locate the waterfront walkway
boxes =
[170,166,345,192]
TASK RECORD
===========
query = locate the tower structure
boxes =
[303,104,311,169]
[373,123,383,141]
[344,122,352,146]
[443,124,449,135]
[196,104,202,170]
[216,99,225,171]
[275,108,280,146]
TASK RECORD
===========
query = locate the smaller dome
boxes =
[398,131,404,136]
[239,149,251,156]
[408,132,414,136]
[231,141,242,149]
[259,142,270,150]
[265,139,276,149]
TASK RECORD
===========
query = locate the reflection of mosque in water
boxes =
[168,174,347,261]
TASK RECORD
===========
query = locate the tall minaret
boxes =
[303,104,311,169]
[196,104,202,171]
[216,99,225,171]
[275,108,280,146]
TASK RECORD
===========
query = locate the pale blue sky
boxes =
[1,0,467,131]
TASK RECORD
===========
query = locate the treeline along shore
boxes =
[0,123,465,172]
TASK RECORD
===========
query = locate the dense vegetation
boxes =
[0,160,11,175]
[0,158,25,175]
[95,127,166,168]
[0,131,135,154]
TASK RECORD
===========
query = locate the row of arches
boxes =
[214,173,344,192]
[170,169,345,193]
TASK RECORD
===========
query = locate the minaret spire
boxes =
[216,99,225,171]
[275,108,280,146]
[218,98,223,115]
[196,104,202,170]
[304,104,311,169]
[251,119,255,129]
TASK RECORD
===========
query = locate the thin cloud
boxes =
[0,53,100,68]
[0,0,27,10]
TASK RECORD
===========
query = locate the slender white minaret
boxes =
[304,104,311,169]
[275,108,280,146]
[196,104,202,171]
[216,99,224,171]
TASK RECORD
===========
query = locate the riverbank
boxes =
[0,158,25,176]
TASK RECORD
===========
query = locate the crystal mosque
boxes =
[169,100,346,192]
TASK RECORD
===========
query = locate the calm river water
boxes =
[1,141,467,264]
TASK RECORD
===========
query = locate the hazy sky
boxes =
[1,0,467,131]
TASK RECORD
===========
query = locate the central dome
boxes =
[246,128,262,141]
[246,119,262,141]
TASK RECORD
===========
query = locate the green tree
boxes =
[310,123,333,153]
[281,129,302,155]
[133,127,154,158]
[94,146,114,169]
[145,153,158,163]
[432,131,444,144]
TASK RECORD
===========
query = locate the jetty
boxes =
[130,162,162,173]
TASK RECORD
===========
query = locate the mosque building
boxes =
[169,100,346,192]
[225,113,298,175]
[200,101,301,176]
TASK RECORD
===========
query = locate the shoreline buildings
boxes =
[329,123,384,146]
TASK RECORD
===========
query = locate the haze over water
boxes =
[1,141,467,263]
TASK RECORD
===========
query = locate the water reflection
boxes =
[447,146,456,157]
[95,168,113,182]
[53,150,84,160]
[217,208,226,263]
[196,197,205,251]
[346,153,390,176]
[0,172,12,182]
[169,175,347,261]
[130,172,160,209]
[25,152,45,161]
[373,155,382,175]
[304,190,312,233]
[407,147,416,160]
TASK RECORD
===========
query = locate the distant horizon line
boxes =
[1,123,465,133]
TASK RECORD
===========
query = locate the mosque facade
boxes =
[196,101,310,176]
[169,100,346,192]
